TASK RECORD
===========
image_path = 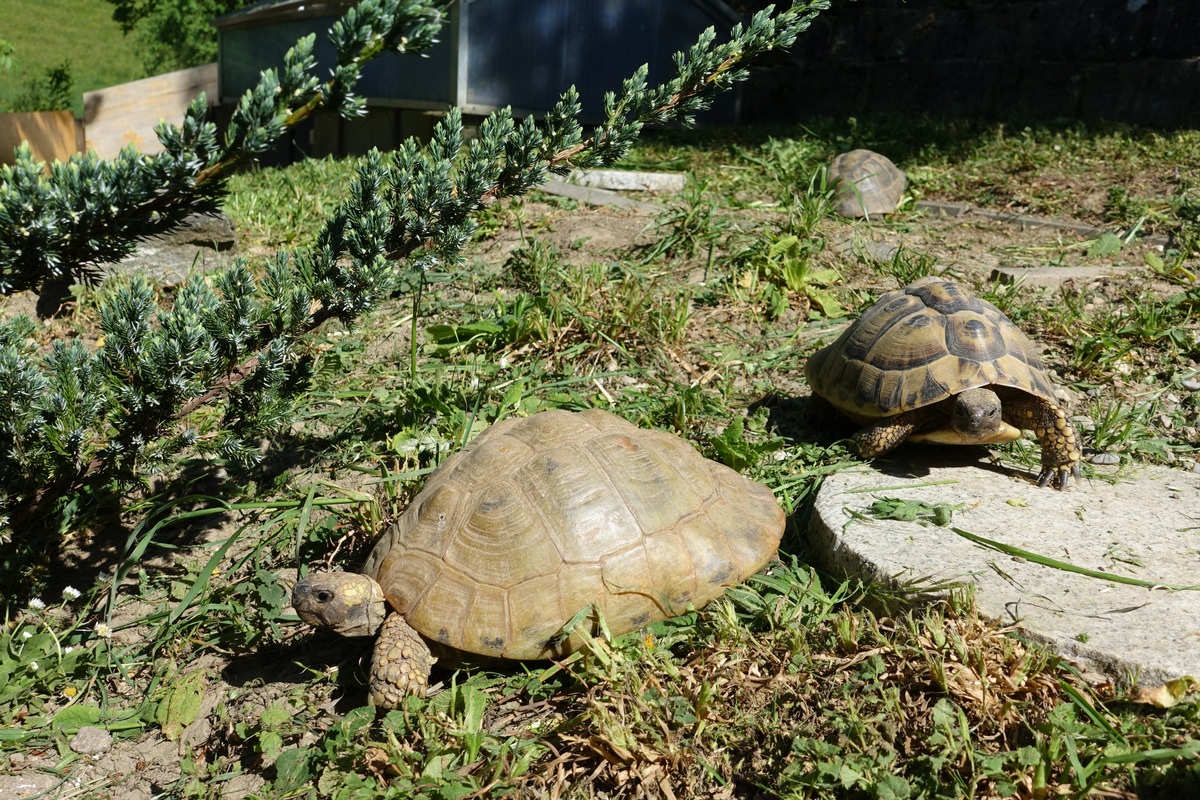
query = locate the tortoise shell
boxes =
[806,276,1057,424]
[828,149,906,218]
[361,409,785,660]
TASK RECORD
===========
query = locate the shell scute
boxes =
[441,480,561,590]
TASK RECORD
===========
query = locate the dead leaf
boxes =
[1131,675,1197,708]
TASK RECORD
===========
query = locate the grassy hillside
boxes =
[1,0,147,114]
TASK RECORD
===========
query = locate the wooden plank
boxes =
[0,110,79,165]
[82,63,218,158]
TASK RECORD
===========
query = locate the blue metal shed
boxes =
[213,0,744,124]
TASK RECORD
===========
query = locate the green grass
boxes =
[3,117,1200,797]
[1,0,147,114]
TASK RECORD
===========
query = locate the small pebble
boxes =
[69,726,113,756]
[1181,379,1200,392]
[1089,452,1120,466]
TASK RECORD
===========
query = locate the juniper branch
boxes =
[0,0,452,295]
[0,0,830,554]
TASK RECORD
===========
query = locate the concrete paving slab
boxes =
[808,452,1200,687]
[914,200,1170,247]
[567,169,687,193]
[109,212,238,287]
[540,177,661,212]
[990,264,1145,288]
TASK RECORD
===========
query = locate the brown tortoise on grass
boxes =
[292,409,786,708]
[806,276,1082,489]
[828,149,907,218]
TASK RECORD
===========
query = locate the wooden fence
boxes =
[0,110,80,165]
[82,63,217,158]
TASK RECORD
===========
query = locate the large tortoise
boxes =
[806,276,1082,489]
[292,408,786,708]
[828,149,907,218]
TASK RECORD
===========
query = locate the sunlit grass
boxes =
[2,0,147,114]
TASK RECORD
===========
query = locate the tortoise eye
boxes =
[316,591,333,603]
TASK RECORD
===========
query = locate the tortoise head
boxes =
[292,572,388,637]
[950,387,1005,439]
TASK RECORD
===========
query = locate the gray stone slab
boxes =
[808,454,1200,687]
[540,177,660,212]
[914,200,1170,247]
[915,200,1106,237]
[913,200,972,218]
[990,264,1145,288]
[567,169,686,193]
[110,212,238,287]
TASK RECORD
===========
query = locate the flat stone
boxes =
[970,207,1109,237]
[914,201,1170,247]
[567,169,686,193]
[69,725,113,756]
[915,200,1105,236]
[808,452,1200,687]
[540,177,660,212]
[990,264,1144,288]
[152,211,236,250]
[109,212,238,287]
[915,200,972,218]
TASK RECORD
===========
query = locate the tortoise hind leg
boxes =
[1002,396,1082,489]
[370,613,437,708]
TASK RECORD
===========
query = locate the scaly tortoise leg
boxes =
[851,408,930,458]
[370,613,436,708]
[1002,396,1083,489]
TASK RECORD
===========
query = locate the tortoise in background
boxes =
[828,149,907,218]
[293,408,786,708]
[806,276,1082,489]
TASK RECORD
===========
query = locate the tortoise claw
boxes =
[1038,463,1082,490]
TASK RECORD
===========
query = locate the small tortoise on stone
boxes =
[293,408,786,708]
[806,276,1082,489]
[828,149,907,218]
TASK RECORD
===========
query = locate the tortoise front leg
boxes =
[370,613,437,708]
[1002,396,1082,489]
[851,409,927,458]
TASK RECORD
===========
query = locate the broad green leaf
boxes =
[155,671,206,741]
[1087,232,1123,257]
[272,747,313,794]
[51,704,102,731]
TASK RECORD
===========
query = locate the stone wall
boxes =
[740,0,1200,127]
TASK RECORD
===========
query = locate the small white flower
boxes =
[93,623,112,639]
[62,586,81,600]
[28,598,46,610]
[64,646,75,654]
[498,356,509,370]
[21,630,33,639]
[28,661,39,671]
[470,377,480,390]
